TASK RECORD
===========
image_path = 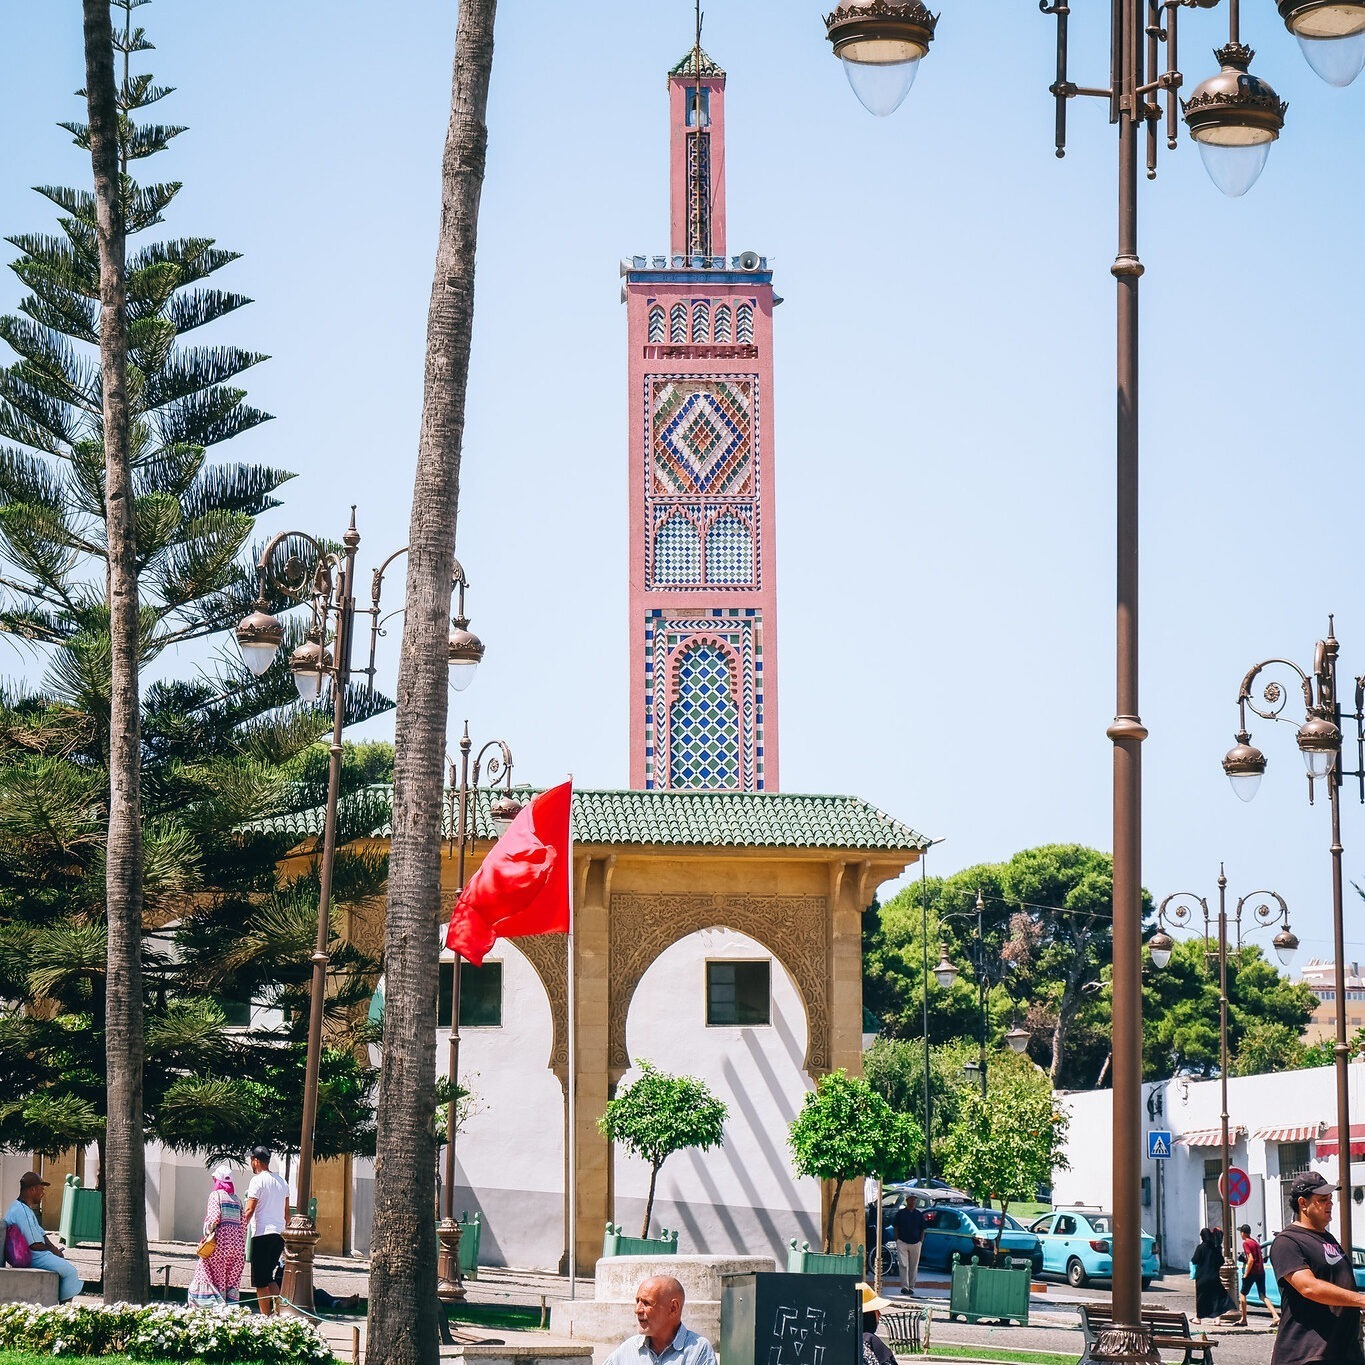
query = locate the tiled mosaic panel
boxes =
[642,609,763,791]
[705,510,753,585]
[651,379,753,496]
[653,512,702,585]
[668,642,741,788]
[651,505,755,587]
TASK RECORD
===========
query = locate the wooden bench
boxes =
[1078,1302,1216,1365]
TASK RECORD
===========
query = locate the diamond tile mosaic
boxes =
[652,379,752,496]
[653,512,702,585]
[705,510,753,585]
[668,642,741,788]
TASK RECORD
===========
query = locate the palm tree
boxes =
[80,0,145,1304]
[367,2,498,1359]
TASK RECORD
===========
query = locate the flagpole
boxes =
[566,775,578,1300]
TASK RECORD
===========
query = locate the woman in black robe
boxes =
[1192,1226,1236,1322]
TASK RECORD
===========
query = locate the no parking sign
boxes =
[1220,1167,1252,1207]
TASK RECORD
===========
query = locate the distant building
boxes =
[1298,957,1365,1042]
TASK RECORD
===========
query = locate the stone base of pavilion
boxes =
[550,1254,776,1347]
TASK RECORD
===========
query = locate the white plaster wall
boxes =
[440,937,565,1272]
[613,928,820,1263]
[1055,1062,1365,1272]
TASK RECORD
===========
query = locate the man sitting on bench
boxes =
[5,1172,83,1302]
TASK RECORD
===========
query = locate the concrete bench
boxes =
[0,1216,60,1306]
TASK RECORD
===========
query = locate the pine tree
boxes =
[0,1,390,1292]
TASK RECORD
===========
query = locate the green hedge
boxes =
[0,1304,333,1365]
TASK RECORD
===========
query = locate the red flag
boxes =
[445,780,572,965]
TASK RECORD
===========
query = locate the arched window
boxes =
[736,302,754,345]
[705,512,754,585]
[648,305,665,344]
[652,513,701,585]
[713,305,732,344]
[670,303,688,344]
[691,301,710,344]
[669,642,741,789]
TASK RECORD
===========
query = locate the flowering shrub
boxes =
[0,1302,335,1364]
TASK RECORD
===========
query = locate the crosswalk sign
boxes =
[1148,1130,1172,1160]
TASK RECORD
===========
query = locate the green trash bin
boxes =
[58,1175,103,1247]
[457,1211,481,1279]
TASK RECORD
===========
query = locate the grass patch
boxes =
[442,1302,543,1331]
[925,1348,1078,1365]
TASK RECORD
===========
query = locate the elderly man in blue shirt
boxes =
[5,1172,84,1302]
[605,1276,716,1365]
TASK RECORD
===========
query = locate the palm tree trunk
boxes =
[83,0,149,1306]
[367,3,496,1362]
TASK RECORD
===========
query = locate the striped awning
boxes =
[1316,1125,1365,1158]
[1177,1127,1245,1148]
[1254,1124,1324,1143]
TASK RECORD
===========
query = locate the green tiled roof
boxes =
[258,786,929,853]
[669,48,725,79]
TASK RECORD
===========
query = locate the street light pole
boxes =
[975,889,988,1100]
[1150,873,1297,1305]
[819,0,1352,1352]
[234,517,484,1315]
[435,725,520,1302]
[1223,619,1359,1252]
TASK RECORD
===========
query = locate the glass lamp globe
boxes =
[1223,736,1267,803]
[290,637,332,703]
[490,794,524,834]
[235,606,283,677]
[448,624,485,694]
[1004,1026,1030,1055]
[1297,714,1341,777]
[1148,932,1175,970]
[933,949,959,990]
[1273,928,1300,968]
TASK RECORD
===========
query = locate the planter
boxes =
[785,1240,863,1275]
[58,1175,103,1247]
[457,1211,481,1278]
[947,1254,1031,1325]
[603,1222,680,1258]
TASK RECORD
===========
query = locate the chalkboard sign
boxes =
[721,1272,860,1365]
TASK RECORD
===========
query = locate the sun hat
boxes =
[857,1282,894,1314]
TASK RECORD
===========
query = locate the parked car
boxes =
[1029,1208,1161,1288]
[885,1179,974,1206]
[1243,1240,1365,1308]
[919,1204,1044,1275]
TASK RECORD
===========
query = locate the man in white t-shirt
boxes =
[243,1146,290,1314]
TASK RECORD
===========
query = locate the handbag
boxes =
[196,1234,216,1259]
[5,1222,31,1268]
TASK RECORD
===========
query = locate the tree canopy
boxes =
[866,845,1144,1088]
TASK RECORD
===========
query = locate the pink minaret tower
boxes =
[624,49,780,792]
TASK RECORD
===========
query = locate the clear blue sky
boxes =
[3,3,1364,971]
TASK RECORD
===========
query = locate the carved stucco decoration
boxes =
[608,893,830,1075]
[516,932,570,1071]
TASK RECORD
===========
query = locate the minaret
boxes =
[623,50,780,792]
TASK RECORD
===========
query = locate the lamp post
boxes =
[1222,617,1362,1252]
[823,2,1357,1355]
[234,513,484,1315]
[932,890,1030,1101]
[435,725,522,1302]
[1148,869,1297,1306]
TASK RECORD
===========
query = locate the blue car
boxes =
[1029,1209,1162,1288]
[919,1204,1044,1275]
[1244,1240,1365,1307]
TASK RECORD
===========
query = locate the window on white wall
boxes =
[437,961,503,1028]
[706,960,771,1026]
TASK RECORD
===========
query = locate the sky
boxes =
[2,2,1364,975]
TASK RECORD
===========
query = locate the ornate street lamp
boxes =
[1223,616,1362,1251]
[233,512,479,1315]
[436,724,522,1302]
[1276,0,1365,85]
[936,889,1015,1100]
[1151,870,1295,1306]
[822,2,1351,1355]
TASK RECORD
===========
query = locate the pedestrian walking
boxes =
[893,1196,925,1296]
[188,1164,246,1307]
[243,1146,290,1315]
[1270,1172,1365,1365]
[1237,1222,1279,1328]
[1192,1227,1236,1323]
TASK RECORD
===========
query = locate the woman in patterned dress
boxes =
[188,1164,246,1307]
